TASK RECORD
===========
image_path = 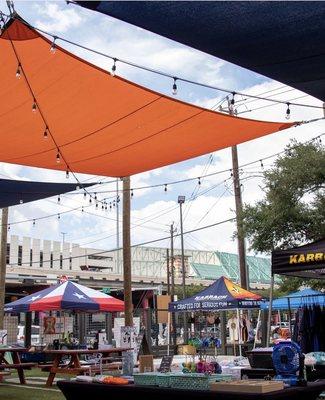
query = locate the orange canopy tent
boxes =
[0,18,293,177]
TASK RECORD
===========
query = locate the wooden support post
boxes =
[123,176,133,327]
[0,208,8,330]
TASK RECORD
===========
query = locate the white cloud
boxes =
[34,2,85,34]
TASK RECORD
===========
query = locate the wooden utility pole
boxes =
[231,145,248,289]
[226,97,248,289]
[0,207,8,329]
[166,248,170,295]
[122,177,133,326]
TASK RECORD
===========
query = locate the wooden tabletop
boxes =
[0,348,27,353]
[43,347,131,354]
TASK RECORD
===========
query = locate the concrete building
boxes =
[5,235,273,298]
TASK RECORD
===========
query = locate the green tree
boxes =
[174,284,205,299]
[242,139,325,291]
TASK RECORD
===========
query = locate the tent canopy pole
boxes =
[267,274,275,346]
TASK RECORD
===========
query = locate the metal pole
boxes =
[253,310,261,349]
[116,178,120,274]
[0,207,8,330]
[287,297,292,336]
[170,223,175,298]
[236,308,242,357]
[267,275,275,346]
[166,248,170,295]
[179,201,188,343]
[170,223,177,348]
[122,176,133,327]
[179,203,186,299]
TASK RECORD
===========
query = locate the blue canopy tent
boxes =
[74,1,325,102]
[168,276,262,356]
[168,276,261,312]
[261,288,325,310]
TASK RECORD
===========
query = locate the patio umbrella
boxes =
[4,280,124,313]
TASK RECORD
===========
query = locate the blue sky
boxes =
[0,1,324,255]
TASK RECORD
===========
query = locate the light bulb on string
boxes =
[33,219,35,227]
[7,224,10,231]
[76,185,80,190]
[43,126,48,139]
[260,160,264,168]
[16,63,21,79]
[50,37,57,53]
[58,195,61,203]
[102,204,104,211]
[109,203,112,210]
[32,99,37,113]
[131,189,134,198]
[81,206,84,212]
[95,202,98,209]
[229,92,235,114]
[198,177,201,185]
[56,151,61,164]
[164,184,167,192]
[95,193,97,201]
[286,103,291,120]
[110,58,117,76]
[172,77,178,95]
[89,197,92,204]
[84,192,87,199]
[117,195,120,203]
[57,213,60,220]
[66,170,69,179]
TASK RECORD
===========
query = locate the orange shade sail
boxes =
[0,19,293,177]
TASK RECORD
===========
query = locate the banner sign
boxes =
[272,238,325,279]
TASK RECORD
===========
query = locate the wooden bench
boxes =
[0,362,36,370]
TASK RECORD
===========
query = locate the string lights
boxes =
[3,13,323,111]
[172,77,178,95]
[56,150,61,163]
[32,99,37,112]
[164,184,167,192]
[43,126,48,139]
[15,63,21,79]
[50,36,57,53]
[110,58,117,76]
[286,103,291,119]
[66,170,69,179]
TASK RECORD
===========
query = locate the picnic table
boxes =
[0,347,35,384]
[44,347,130,387]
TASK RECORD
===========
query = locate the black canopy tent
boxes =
[75,1,325,102]
[267,238,325,344]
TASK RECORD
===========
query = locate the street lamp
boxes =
[178,195,188,342]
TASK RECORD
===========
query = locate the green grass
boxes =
[0,368,68,400]
[0,385,64,400]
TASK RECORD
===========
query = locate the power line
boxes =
[9,216,236,266]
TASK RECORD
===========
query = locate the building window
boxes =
[40,251,43,267]
[30,249,33,267]
[6,243,10,265]
[88,255,113,261]
[18,245,22,266]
